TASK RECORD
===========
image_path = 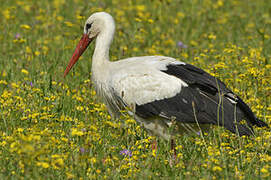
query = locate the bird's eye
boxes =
[85,23,92,32]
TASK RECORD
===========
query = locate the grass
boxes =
[0,0,270,179]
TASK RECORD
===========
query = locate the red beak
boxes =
[64,34,93,77]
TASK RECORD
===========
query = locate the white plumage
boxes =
[110,56,188,106]
[64,12,268,140]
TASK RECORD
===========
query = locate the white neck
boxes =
[91,17,115,82]
[92,17,115,64]
[92,32,112,64]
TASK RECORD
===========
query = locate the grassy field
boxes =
[0,0,271,179]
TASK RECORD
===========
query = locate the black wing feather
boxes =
[135,64,268,136]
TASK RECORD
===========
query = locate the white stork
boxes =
[64,12,268,141]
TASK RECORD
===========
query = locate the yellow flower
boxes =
[57,16,64,21]
[17,128,24,132]
[20,24,31,30]
[135,18,142,22]
[21,69,29,75]
[66,172,74,179]
[37,162,50,169]
[0,141,7,146]
[76,106,84,111]
[26,46,32,54]
[208,33,216,40]
[52,158,64,169]
[181,52,189,59]
[71,128,84,136]
[11,82,19,89]
[212,166,222,172]
[34,51,40,56]
[76,15,84,20]
[96,169,101,174]
[136,5,146,11]
[152,149,156,157]
[42,46,49,54]
[190,40,198,46]
[260,167,269,174]
[147,19,154,24]
[0,80,7,85]
[2,9,11,19]
[64,21,74,27]
[264,34,270,39]
[177,12,185,18]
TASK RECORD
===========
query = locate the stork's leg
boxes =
[171,138,176,160]
[151,139,157,151]
[169,138,177,167]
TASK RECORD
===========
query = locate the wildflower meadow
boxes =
[0,0,270,179]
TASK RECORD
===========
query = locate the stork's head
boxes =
[64,12,114,77]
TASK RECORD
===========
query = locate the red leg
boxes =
[171,139,176,160]
[169,138,177,167]
[152,139,157,151]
